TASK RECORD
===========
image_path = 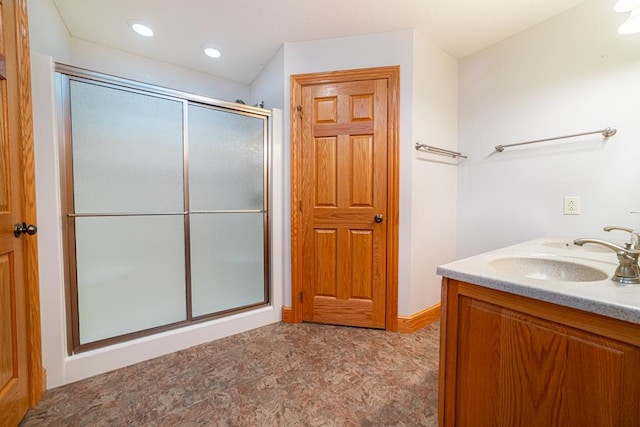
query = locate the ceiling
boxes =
[52,0,589,85]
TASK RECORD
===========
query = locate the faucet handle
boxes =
[604,225,634,233]
[605,225,640,250]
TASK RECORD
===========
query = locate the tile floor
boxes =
[20,321,440,426]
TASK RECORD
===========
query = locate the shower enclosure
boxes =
[56,66,270,352]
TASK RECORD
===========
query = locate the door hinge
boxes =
[296,105,303,118]
[299,292,303,302]
[299,200,302,212]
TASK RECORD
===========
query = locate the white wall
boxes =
[252,47,286,314]
[70,39,250,103]
[27,0,71,62]
[457,0,640,258]
[251,45,285,110]
[31,53,68,389]
[279,29,458,315]
[409,32,459,314]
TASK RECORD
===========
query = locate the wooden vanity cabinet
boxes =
[439,278,640,427]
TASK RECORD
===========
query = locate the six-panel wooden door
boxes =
[299,79,388,328]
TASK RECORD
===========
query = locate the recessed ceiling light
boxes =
[204,47,222,59]
[130,21,154,37]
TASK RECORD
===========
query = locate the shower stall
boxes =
[56,66,270,352]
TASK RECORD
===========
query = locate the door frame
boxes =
[290,66,400,331]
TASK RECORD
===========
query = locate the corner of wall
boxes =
[31,52,68,388]
[27,0,72,62]
[251,45,285,110]
[404,30,459,315]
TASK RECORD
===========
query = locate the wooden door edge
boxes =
[383,66,400,332]
[289,66,400,330]
[15,0,45,404]
[289,74,304,324]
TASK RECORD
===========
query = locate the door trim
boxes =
[290,66,400,331]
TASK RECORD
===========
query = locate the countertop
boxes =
[436,237,640,325]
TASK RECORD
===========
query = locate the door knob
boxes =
[14,222,38,238]
[374,214,384,223]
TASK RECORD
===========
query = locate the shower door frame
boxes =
[56,65,271,354]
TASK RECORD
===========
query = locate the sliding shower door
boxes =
[68,80,188,345]
[59,67,269,352]
[188,104,267,317]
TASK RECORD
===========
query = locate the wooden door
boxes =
[0,1,43,425]
[298,78,388,328]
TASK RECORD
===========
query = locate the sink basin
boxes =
[489,256,609,282]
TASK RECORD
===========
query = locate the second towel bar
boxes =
[495,127,617,153]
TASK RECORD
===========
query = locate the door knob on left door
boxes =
[14,222,38,238]
[374,214,384,223]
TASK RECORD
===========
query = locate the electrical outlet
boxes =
[564,196,581,215]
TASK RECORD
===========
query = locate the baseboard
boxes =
[282,304,440,331]
[282,306,293,323]
[397,304,441,333]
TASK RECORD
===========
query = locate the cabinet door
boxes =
[455,296,640,426]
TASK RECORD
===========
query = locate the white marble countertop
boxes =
[437,237,640,325]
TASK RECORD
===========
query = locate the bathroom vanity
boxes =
[437,238,640,426]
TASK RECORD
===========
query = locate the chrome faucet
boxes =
[573,238,640,284]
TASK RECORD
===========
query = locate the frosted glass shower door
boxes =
[69,80,187,344]
[61,67,271,350]
[188,104,267,317]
